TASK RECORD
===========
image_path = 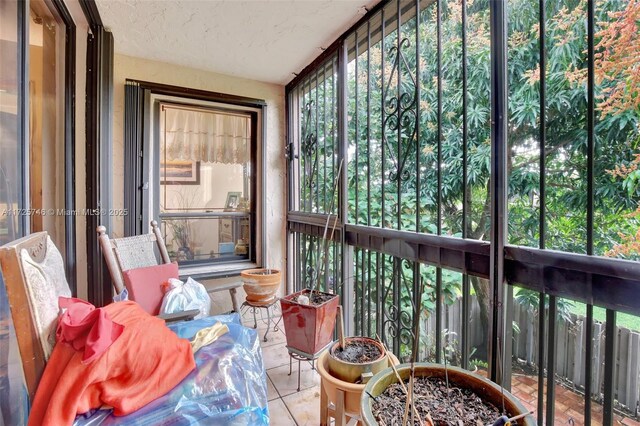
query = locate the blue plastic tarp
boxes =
[73,313,269,426]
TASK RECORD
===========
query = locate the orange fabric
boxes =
[56,297,124,363]
[28,301,195,426]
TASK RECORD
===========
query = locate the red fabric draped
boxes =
[29,301,195,426]
[56,297,124,363]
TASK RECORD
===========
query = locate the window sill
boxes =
[179,261,258,281]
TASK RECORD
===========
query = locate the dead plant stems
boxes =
[311,159,343,296]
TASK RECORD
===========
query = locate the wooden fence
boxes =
[419,296,640,414]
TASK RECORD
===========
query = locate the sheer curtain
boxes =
[162,106,250,164]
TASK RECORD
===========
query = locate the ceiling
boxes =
[95,0,380,86]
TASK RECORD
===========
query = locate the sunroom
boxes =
[0,0,638,425]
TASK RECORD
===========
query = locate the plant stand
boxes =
[321,387,359,426]
[286,342,333,392]
[317,350,399,426]
[240,299,280,342]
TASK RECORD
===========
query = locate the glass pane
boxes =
[291,232,342,295]
[593,0,640,260]
[544,0,588,253]
[160,105,251,213]
[440,0,464,236]
[293,58,338,215]
[510,288,545,420]
[461,0,491,241]
[468,276,490,376]
[29,0,66,254]
[507,0,541,247]
[161,215,251,264]
[0,272,29,426]
[158,104,254,266]
[0,0,22,245]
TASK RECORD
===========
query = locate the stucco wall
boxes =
[111,54,287,313]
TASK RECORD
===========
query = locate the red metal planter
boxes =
[280,289,339,356]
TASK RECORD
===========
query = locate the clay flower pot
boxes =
[318,350,399,420]
[361,363,536,426]
[327,337,387,383]
[280,289,339,356]
[240,268,281,305]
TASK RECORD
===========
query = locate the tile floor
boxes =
[241,305,323,426]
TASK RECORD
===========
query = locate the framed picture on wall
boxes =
[224,192,242,210]
[161,160,200,185]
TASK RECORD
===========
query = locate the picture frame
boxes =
[224,191,242,210]
[161,160,200,185]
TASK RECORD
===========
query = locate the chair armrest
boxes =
[157,309,200,322]
[207,281,242,293]
[206,281,242,313]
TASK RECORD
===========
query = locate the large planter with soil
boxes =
[280,289,339,356]
[361,363,536,426]
[241,268,281,305]
[328,337,387,383]
[318,350,400,419]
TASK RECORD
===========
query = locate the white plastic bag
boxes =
[160,277,211,319]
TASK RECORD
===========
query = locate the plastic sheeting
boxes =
[0,272,29,426]
[73,313,268,426]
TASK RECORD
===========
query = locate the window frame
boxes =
[123,80,267,280]
[155,99,258,274]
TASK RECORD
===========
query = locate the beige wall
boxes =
[112,54,287,313]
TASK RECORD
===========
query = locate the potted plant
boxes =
[360,363,536,426]
[280,161,343,357]
[280,287,339,356]
[240,268,281,305]
[360,282,534,426]
[317,348,399,423]
[326,306,388,384]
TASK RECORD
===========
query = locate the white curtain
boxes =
[162,107,250,164]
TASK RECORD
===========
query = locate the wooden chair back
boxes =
[96,220,171,295]
[0,232,70,402]
[98,220,241,315]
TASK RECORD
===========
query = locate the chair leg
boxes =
[229,288,239,313]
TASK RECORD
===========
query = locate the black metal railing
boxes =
[286,0,640,424]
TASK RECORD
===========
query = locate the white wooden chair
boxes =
[96,221,240,314]
[0,232,71,402]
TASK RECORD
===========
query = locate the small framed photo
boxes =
[225,192,242,210]
[160,160,200,185]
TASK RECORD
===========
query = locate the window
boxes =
[28,0,68,255]
[157,103,255,270]
[122,82,265,279]
[0,0,74,280]
[0,0,22,246]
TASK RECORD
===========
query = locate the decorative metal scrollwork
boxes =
[300,100,319,192]
[382,37,418,184]
[380,256,419,357]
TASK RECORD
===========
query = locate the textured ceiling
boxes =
[95,0,379,85]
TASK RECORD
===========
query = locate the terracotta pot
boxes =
[280,289,339,356]
[328,337,387,383]
[361,363,536,426]
[240,268,281,305]
[318,350,399,418]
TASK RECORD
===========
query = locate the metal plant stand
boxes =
[286,342,333,392]
[241,298,280,342]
